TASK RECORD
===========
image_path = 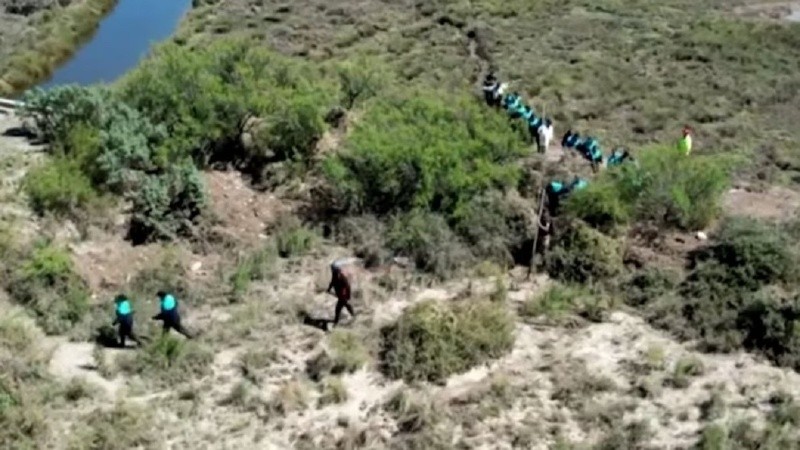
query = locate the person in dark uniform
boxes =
[327,261,356,328]
[152,291,193,339]
[112,294,144,348]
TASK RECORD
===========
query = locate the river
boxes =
[40,0,192,89]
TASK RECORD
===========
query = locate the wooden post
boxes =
[526,185,546,280]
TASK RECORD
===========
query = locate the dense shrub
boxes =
[453,191,534,267]
[564,180,630,234]
[545,220,623,283]
[22,86,165,193]
[636,218,800,369]
[689,218,796,290]
[386,211,473,279]
[120,39,335,169]
[128,162,207,244]
[322,91,526,217]
[381,299,515,383]
[6,242,90,335]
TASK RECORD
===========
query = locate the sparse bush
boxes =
[381,299,514,383]
[545,220,623,283]
[127,251,194,304]
[62,378,93,402]
[306,330,369,381]
[69,402,154,450]
[268,381,308,416]
[550,361,617,409]
[23,156,102,218]
[238,348,278,385]
[332,215,389,268]
[229,244,278,300]
[667,355,705,388]
[385,390,439,434]
[274,216,317,258]
[520,283,592,324]
[386,210,473,279]
[6,241,90,334]
[118,335,212,386]
[322,91,526,217]
[641,218,800,368]
[318,377,348,406]
[594,420,652,450]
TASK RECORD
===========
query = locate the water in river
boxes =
[40,0,192,89]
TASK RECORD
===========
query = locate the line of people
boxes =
[482,73,554,153]
[112,290,194,348]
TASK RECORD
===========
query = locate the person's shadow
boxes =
[299,311,331,332]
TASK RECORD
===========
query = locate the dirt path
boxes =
[47,337,124,397]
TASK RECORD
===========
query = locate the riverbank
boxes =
[0,0,118,96]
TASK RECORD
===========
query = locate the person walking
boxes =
[678,126,693,156]
[152,291,193,339]
[112,294,144,348]
[327,259,356,328]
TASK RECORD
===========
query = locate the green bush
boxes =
[520,283,608,324]
[322,91,526,217]
[22,86,165,194]
[545,220,623,283]
[120,39,335,169]
[564,179,630,234]
[381,299,515,383]
[6,242,90,335]
[128,161,207,244]
[336,57,387,110]
[566,147,729,232]
[23,157,101,217]
[386,210,473,279]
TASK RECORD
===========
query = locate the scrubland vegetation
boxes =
[1,0,800,448]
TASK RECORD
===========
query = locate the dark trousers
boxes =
[333,298,355,326]
[153,310,193,339]
[118,315,142,347]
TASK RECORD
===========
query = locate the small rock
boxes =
[696,231,708,241]
[191,262,202,272]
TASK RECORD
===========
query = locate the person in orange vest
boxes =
[678,126,693,155]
